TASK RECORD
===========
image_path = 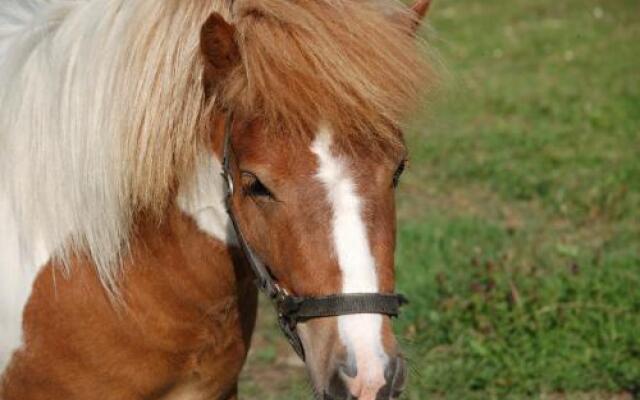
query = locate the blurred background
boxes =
[239,0,640,398]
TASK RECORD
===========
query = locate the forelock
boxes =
[217,0,435,150]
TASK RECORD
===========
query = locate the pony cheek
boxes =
[231,195,280,267]
[296,318,343,387]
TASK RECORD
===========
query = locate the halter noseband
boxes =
[221,114,408,360]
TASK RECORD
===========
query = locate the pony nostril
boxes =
[384,357,398,383]
[392,358,408,397]
[339,361,358,379]
[327,368,352,400]
[382,357,408,399]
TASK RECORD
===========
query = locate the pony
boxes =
[0,0,434,398]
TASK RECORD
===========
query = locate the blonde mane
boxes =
[0,0,229,289]
[0,0,431,290]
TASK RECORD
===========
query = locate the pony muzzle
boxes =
[324,345,408,400]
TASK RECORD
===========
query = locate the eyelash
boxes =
[393,160,407,188]
[243,174,274,199]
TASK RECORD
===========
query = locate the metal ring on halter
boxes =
[220,113,409,360]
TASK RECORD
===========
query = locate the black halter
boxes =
[221,114,408,360]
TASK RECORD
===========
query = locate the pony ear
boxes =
[405,0,432,34]
[200,13,240,96]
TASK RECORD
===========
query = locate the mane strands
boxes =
[222,0,434,147]
[0,0,230,290]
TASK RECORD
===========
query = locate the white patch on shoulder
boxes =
[311,128,387,393]
[0,195,51,375]
[177,151,235,244]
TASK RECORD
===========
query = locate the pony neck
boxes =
[1,204,257,399]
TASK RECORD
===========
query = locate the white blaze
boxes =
[311,128,387,394]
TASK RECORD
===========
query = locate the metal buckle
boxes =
[270,283,290,308]
[226,175,234,196]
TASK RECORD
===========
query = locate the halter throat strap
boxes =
[220,113,408,360]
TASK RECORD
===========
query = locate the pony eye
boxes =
[243,173,274,199]
[392,160,407,188]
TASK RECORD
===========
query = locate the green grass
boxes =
[240,0,640,398]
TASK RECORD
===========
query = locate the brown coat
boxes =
[1,208,257,400]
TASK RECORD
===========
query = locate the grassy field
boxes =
[239,0,640,398]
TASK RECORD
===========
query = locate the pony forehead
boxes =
[217,0,433,150]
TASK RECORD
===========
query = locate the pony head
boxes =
[200,1,433,398]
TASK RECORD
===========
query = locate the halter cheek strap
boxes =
[221,114,408,360]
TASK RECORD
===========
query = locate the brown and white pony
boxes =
[0,0,433,399]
